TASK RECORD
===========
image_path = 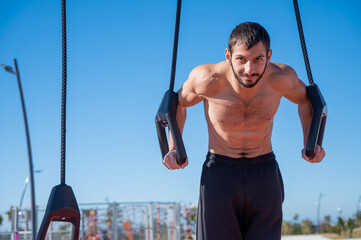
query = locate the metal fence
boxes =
[4,201,196,240]
[0,233,11,240]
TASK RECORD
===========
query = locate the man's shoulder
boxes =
[191,61,227,80]
[188,61,227,96]
[268,62,299,93]
[270,62,296,76]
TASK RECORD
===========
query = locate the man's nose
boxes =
[244,61,254,75]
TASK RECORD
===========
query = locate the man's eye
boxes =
[255,58,262,62]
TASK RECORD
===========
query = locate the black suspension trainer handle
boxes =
[293,0,327,158]
[37,184,80,240]
[305,84,327,158]
[155,0,187,165]
[155,90,187,165]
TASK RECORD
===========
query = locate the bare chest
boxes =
[205,91,281,131]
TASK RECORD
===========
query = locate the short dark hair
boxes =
[228,22,270,54]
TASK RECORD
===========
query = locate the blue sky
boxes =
[1,0,360,231]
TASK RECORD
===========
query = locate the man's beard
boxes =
[230,61,268,88]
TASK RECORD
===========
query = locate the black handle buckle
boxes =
[37,184,80,240]
[305,84,327,159]
[155,90,187,166]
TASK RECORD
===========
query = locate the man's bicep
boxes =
[284,78,308,105]
[177,65,211,107]
[178,83,204,108]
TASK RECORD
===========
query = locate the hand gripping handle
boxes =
[155,90,187,165]
[305,84,327,159]
[37,184,80,240]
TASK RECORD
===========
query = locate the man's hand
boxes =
[302,145,325,163]
[163,149,188,170]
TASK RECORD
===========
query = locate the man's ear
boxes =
[267,49,272,64]
[225,48,231,65]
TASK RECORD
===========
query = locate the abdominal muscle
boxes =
[207,123,274,158]
[204,96,278,158]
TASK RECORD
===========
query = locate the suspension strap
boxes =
[293,0,327,159]
[36,2,81,239]
[293,0,313,85]
[155,0,187,165]
[61,0,67,184]
[169,0,182,91]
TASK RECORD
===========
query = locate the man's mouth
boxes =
[239,73,259,80]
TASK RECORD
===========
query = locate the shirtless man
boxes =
[163,22,325,240]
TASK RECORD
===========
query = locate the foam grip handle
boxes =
[37,184,80,240]
[305,84,327,159]
[155,90,187,165]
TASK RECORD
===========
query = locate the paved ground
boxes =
[282,236,328,240]
[282,235,361,240]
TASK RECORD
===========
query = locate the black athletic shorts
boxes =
[197,152,284,240]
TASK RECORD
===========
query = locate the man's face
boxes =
[226,41,271,88]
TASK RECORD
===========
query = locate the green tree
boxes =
[186,206,197,224]
[6,208,12,221]
[337,217,345,235]
[356,212,361,228]
[292,223,302,234]
[347,218,355,238]
[0,214,3,225]
[282,221,293,235]
[301,219,314,234]
[320,215,331,233]
[291,214,302,235]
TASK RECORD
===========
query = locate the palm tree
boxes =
[337,217,345,235]
[6,208,13,222]
[320,215,331,233]
[347,218,355,238]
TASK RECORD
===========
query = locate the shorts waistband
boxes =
[206,151,275,166]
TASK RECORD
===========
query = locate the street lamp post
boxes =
[1,59,37,240]
[19,170,43,211]
[337,207,342,217]
[316,193,325,233]
[19,176,31,211]
[17,170,42,240]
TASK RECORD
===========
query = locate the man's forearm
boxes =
[168,104,187,150]
[298,100,312,146]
